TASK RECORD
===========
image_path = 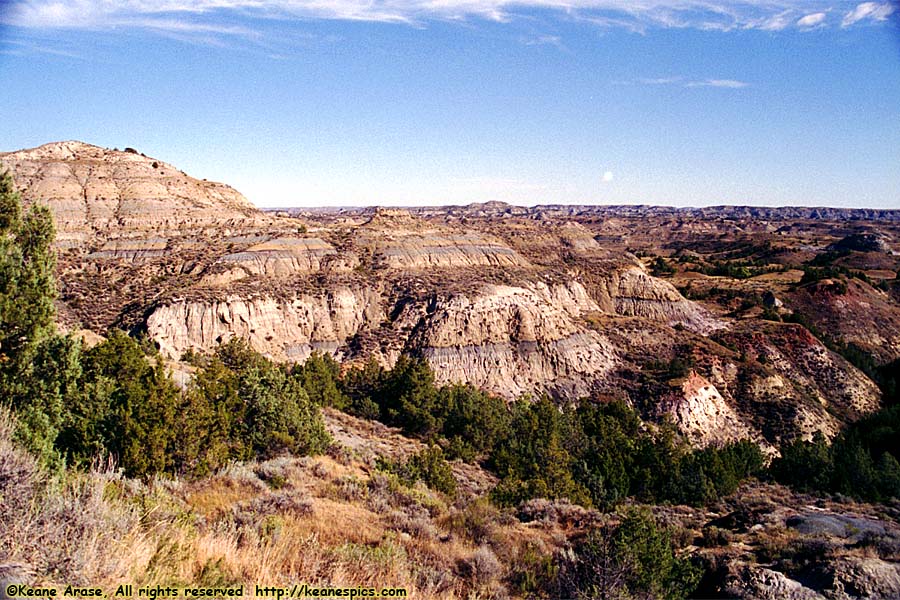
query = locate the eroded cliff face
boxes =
[370,232,528,270]
[147,286,384,361]
[406,282,618,398]
[0,141,262,248]
[3,140,885,446]
[147,280,619,399]
[213,237,339,278]
[710,323,883,444]
[657,371,756,448]
[791,278,900,365]
[595,267,723,333]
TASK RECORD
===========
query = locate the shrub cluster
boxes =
[682,257,785,280]
[334,351,764,510]
[771,405,900,502]
[378,446,457,496]
[337,356,512,461]
[177,338,331,475]
[13,333,330,478]
[490,397,764,509]
[551,508,702,600]
[650,256,676,276]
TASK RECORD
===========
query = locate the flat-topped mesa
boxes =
[354,208,532,270]
[374,232,529,270]
[361,206,424,229]
[0,141,262,248]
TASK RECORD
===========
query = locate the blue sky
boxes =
[1,1,899,208]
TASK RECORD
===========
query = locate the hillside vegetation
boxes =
[4,169,900,598]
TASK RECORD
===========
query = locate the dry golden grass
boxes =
[291,498,383,545]
[185,478,267,518]
[1,407,562,600]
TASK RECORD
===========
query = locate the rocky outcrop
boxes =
[368,232,529,270]
[657,371,756,448]
[671,483,900,600]
[790,279,900,365]
[762,291,783,309]
[737,325,881,430]
[595,267,724,333]
[725,558,900,600]
[214,237,338,278]
[147,286,385,362]
[821,557,900,599]
[408,282,618,398]
[676,323,885,447]
[147,280,618,399]
[828,232,891,254]
[726,565,827,600]
[85,237,170,260]
[0,141,261,247]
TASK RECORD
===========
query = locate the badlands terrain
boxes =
[3,141,900,599]
[3,141,898,448]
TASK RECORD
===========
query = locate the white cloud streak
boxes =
[841,2,896,27]
[755,10,793,31]
[686,78,749,88]
[520,33,563,47]
[797,12,827,28]
[630,76,749,89]
[3,0,881,34]
[0,40,85,58]
[638,76,683,85]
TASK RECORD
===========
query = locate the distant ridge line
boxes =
[268,204,900,222]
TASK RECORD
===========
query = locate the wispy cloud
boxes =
[0,38,86,58]
[841,2,896,27]
[686,78,749,88]
[627,76,749,89]
[3,1,888,35]
[521,34,562,47]
[754,10,794,31]
[797,12,827,29]
[638,76,683,85]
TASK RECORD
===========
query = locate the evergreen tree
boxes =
[875,452,900,500]
[568,400,640,509]
[771,432,833,492]
[175,357,243,474]
[77,331,180,478]
[17,334,83,465]
[338,357,384,419]
[438,383,511,460]
[186,338,330,465]
[0,171,69,463]
[490,397,590,506]
[0,172,57,388]
[380,355,442,436]
[292,351,347,409]
[556,508,701,600]
[382,445,458,496]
